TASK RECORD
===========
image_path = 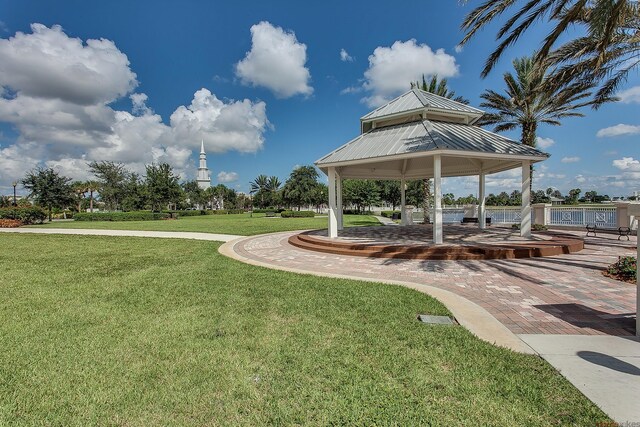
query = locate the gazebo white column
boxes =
[520,161,531,238]
[336,171,343,230]
[328,167,338,238]
[433,154,443,244]
[400,177,406,225]
[478,170,486,229]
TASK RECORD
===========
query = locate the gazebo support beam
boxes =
[336,171,343,231]
[433,154,443,244]
[478,170,486,229]
[400,177,406,225]
[520,160,531,238]
[328,167,338,238]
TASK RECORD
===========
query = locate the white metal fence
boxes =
[548,206,617,227]
[486,207,521,224]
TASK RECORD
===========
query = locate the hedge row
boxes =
[280,210,315,218]
[164,210,208,217]
[75,212,170,221]
[0,207,47,224]
[210,209,244,215]
[253,208,286,214]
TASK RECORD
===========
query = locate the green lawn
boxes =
[0,234,608,426]
[27,213,379,236]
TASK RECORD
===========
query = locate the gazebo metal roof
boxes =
[316,89,549,179]
[361,89,484,122]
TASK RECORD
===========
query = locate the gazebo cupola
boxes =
[316,89,550,243]
[360,88,484,133]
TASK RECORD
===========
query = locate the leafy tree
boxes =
[343,180,380,213]
[460,0,638,106]
[442,193,456,206]
[21,167,74,221]
[121,173,147,211]
[377,180,401,210]
[532,190,549,204]
[566,188,582,204]
[144,163,182,211]
[282,166,320,210]
[182,180,206,209]
[584,190,598,202]
[411,74,470,104]
[312,183,328,212]
[88,161,130,211]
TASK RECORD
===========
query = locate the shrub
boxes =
[511,223,520,230]
[281,210,315,218]
[75,211,170,221]
[607,256,637,281]
[343,209,371,215]
[532,224,548,231]
[0,207,47,224]
[0,219,23,228]
[381,211,401,218]
[253,208,286,214]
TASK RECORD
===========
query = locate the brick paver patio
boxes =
[234,226,637,336]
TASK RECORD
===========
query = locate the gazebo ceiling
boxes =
[316,90,549,180]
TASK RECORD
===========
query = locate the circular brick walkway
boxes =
[232,227,637,336]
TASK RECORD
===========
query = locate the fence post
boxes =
[532,203,550,226]
[615,202,630,228]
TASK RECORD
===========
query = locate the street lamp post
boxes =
[12,181,17,206]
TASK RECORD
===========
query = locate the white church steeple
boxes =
[196,140,211,189]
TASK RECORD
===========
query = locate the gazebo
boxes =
[315,89,549,243]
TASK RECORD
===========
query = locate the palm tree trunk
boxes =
[90,191,94,213]
[522,121,537,199]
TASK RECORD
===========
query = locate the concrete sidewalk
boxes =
[520,334,640,424]
[0,227,241,242]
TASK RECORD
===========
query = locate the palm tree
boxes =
[71,181,87,213]
[411,74,470,104]
[250,174,269,208]
[85,180,99,213]
[459,0,639,106]
[479,54,600,192]
[266,176,281,207]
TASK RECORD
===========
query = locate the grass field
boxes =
[28,213,379,236]
[0,234,608,426]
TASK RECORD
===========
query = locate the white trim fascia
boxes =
[316,149,548,169]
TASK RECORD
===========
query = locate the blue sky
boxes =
[1,0,638,197]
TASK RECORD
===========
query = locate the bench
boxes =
[265,211,276,217]
[461,217,491,225]
[586,224,631,240]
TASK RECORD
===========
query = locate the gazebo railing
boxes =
[548,206,616,227]
[486,207,521,224]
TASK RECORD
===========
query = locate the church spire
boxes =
[196,140,211,190]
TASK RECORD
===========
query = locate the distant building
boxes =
[549,196,564,205]
[196,140,211,190]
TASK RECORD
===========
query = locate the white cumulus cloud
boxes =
[612,157,640,171]
[340,48,354,62]
[561,156,580,163]
[617,86,640,104]
[535,136,555,150]
[0,24,271,189]
[0,24,137,105]
[217,171,239,183]
[359,39,459,107]
[596,123,640,138]
[235,21,312,98]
